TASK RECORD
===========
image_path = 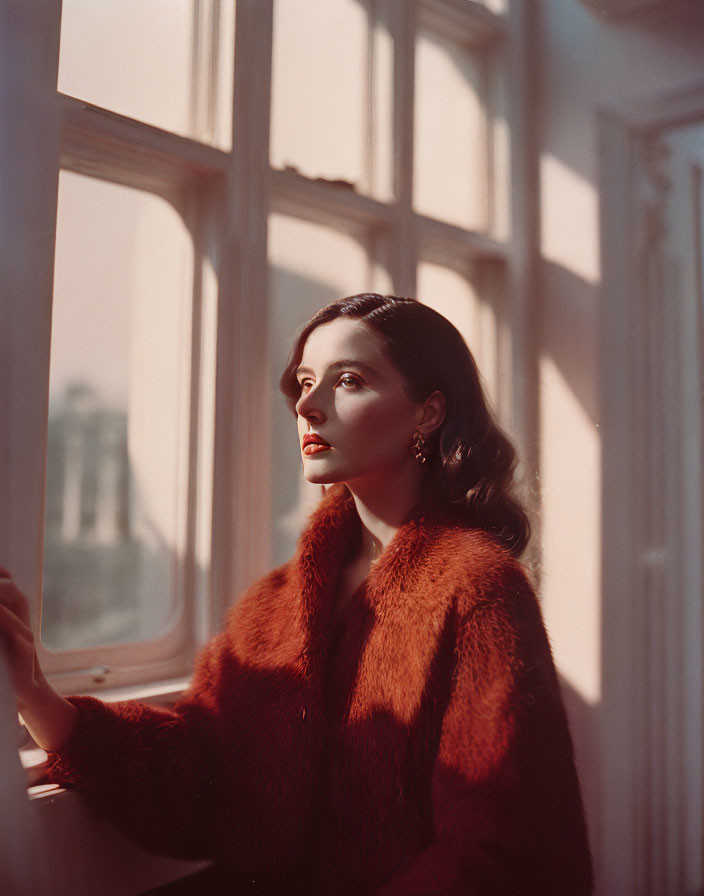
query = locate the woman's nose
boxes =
[296,387,326,424]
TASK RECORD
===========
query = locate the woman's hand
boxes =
[0,566,77,751]
[0,566,41,706]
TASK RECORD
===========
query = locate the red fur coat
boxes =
[47,489,593,895]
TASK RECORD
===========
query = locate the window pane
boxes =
[417,262,498,405]
[267,214,391,565]
[414,28,487,229]
[271,0,393,199]
[42,172,194,651]
[58,0,235,149]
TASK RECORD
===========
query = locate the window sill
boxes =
[19,675,192,784]
[76,675,193,706]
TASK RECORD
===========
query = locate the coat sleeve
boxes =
[45,632,229,861]
[374,562,593,896]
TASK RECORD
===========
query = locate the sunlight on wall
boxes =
[538,149,601,709]
[539,355,601,706]
[541,153,600,285]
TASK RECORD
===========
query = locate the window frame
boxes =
[2,0,536,700]
[38,95,227,691]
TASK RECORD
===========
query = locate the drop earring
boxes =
[411,431,428,465]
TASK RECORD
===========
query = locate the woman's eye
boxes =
[337,374,362,389]
[298,379,314,393]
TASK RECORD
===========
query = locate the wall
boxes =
[535,1,704,890]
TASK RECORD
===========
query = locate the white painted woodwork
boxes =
[0,0,61,653]
[209,0,275,624]
[600,82,704,896]
[0,3,59,892]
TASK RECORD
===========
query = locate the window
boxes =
[43,174,195,652]
[36,0,231,693]
[4,0,527,697]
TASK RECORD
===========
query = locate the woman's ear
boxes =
[417,391,446,436]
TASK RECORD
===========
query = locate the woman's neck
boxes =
[330,467,425,621]
[346,463,425,562]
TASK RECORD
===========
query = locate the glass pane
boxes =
[42,172,194,651]
[414,28,487,229]
[58,0,235,149]
[271,0,393,199]
[417,262,498,405]
[267,214,391,565]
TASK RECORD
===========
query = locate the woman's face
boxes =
[295,317,423,488]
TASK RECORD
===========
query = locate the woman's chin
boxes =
[302,465,340,485]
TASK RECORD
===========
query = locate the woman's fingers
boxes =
[0,601,34,641]
[0,598,40,704]
[0,573,41,698]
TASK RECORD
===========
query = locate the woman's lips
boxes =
[303,443,331,456]
[302,433,332,456]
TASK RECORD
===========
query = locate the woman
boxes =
[0,294,592,894]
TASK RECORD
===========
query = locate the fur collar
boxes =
[290,485,457,616]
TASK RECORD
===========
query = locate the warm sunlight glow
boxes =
[541,153,600,286]
[539,356,601,706]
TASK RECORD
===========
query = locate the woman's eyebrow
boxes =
[296,360,378,377]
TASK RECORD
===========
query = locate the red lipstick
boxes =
[302,433,332,456]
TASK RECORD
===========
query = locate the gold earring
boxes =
[411,431,428,465]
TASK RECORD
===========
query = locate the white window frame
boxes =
[2,0,535,700]
[38,95,227,693]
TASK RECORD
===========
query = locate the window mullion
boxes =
[389,0,418,295]
[60,94,228,199]
[503,0,540,488]
[210,0,274,629]
[182,184,207,655]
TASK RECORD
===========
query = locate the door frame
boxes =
[599,80,704,895]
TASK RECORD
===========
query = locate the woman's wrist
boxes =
[18,678,78,753]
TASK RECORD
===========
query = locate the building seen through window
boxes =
[43,383,135,650]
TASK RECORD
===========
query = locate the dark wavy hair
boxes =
[280,293,530,556]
